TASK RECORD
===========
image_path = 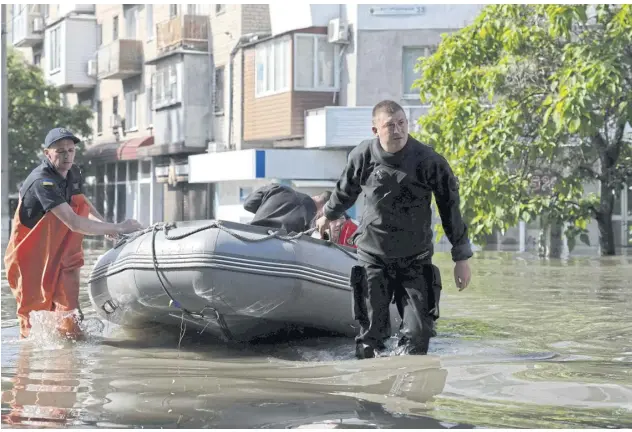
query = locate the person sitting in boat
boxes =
[243,183,332,235]
[4,127,144,340]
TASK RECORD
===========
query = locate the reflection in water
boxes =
[1,331,456,429]
[1,247,632,428]
[2,341,81,427]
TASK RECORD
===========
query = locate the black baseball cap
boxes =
[43,127,80,149]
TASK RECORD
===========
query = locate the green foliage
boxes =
[412,4,632,253]
[8,48,93,192]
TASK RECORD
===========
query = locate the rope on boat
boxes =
[113,220,357,342]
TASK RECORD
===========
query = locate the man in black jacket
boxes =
[316,100,473,359]
[244,183,331,234]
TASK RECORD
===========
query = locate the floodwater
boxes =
[1,241,631,429]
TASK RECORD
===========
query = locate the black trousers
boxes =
[350,250,442,355]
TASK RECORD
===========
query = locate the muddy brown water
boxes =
[1,241,631,428]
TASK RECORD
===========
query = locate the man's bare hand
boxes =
[117,219,144,234]
[316,215,331,238]
[454,260,471,291]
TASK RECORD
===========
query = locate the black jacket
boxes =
[244,183,316,234]
[323,136,472,262]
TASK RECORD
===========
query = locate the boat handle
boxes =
[102,300,118,314]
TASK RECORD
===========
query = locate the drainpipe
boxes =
[332,4,348,106]
[207,16,215,143]
[227,32,269,151]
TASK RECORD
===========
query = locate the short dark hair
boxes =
[372,100,405,119]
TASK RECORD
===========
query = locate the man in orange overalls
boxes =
[4,127,143,340]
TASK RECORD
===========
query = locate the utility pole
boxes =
[1,4,10,244]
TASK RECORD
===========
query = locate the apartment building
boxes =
[188,4,487,224]
[9,3,275,227]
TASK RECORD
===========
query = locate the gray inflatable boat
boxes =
[88,220,400,342]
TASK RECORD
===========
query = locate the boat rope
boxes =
[151,224,235,341]
[131,220,358,342]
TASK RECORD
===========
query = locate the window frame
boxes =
[293,33,340,92]
[214,65,225,114]
[145,4,154,41]
[125,91,138,131]
[402,45,435,100]
[254,36,291,98]
[48,25,61,74]
[152,63,181,109]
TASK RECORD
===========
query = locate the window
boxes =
[112,16,119,41]
[97,23,102,46]
[48,26,61,72]
[402,46,435,99]
[125,6,138,39]
[169,4,178,17]
[152,64,180,108]
[112,96,119,115]
[125,92,138,130]
[97,101,103,133]
[215,4,225,14]
[255,36,290,97]
[33,53,41,66]
[214,66,224,113]
[146,82,153,126]
[293,34,339,91]
[146,5,153,40]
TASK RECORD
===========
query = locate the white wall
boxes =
[189,149,349,183]
[355,4,485,30]
[264,149,348,180]
[58,4,95,17]
[189,150,259,183]
[269,3,340,36]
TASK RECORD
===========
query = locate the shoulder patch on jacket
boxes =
[40,179,56,187]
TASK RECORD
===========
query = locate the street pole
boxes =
[1,4,10,245]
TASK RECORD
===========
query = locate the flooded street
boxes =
[1,242,631,428]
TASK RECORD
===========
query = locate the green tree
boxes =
[413,4,632,256]
[8,47,93,192]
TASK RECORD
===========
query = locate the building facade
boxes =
[8,4,630,251]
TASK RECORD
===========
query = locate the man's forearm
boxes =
[86,198,106,222]
[323,161,362,220]
[72,216,122,236]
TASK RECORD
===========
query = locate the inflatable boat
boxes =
[88,220,400,342]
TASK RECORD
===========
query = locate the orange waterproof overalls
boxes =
[4,194,90,339]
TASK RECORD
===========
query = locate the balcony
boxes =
[11,6,44,48]
[304,106,430,149]
[156,14,209,53]
[97,39,143,80]
[44,15,98,91]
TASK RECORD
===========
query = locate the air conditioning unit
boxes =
[87,59,97,77]
[110,114,122,128]
[327,18,349,44]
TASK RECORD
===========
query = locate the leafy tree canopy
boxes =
[414,4,632,255]
[8,47,93,193]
